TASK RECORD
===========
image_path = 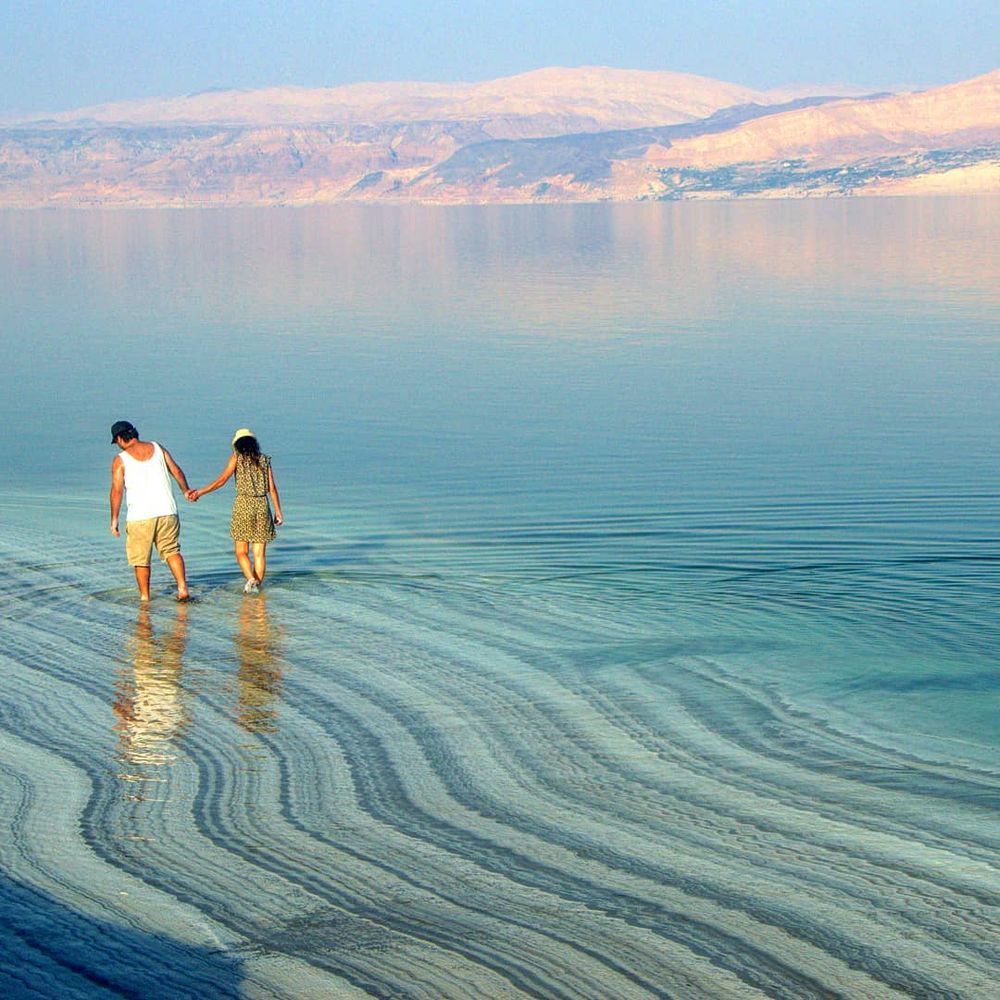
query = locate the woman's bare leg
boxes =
[251,542,267,583]
[235,541,257,583]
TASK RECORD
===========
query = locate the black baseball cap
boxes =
[111,420,138,442]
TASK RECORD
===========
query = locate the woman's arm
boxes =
[190,455,237,500]
[268,465,283,525]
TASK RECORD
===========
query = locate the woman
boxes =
[190,428,283,592]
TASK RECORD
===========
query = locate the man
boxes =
[109,420,192,601]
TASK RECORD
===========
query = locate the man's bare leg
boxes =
[251,542,267,584]
[134,565,152,602]
[166,553,190,600]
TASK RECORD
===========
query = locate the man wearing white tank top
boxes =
[110,420,192,602]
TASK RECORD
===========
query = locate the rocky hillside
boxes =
[642,69,1000,199]
[0,68,995,206]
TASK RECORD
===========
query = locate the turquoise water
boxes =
[0,200,998,997]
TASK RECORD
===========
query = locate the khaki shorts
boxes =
[126,514,181,567]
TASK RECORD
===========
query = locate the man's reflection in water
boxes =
[235,593,284,734]
[113,602,191,782]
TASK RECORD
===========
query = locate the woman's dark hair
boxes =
[234,435,262,466]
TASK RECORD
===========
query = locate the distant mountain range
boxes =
[1,67,996,206]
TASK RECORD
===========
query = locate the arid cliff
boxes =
[1,67,996,206]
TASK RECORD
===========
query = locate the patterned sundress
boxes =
[230,454,276,543]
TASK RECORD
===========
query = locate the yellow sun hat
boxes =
[231,427,255,447]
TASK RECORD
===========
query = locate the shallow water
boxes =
[1,200,998,997]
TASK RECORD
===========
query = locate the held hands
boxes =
[185,489,200,502]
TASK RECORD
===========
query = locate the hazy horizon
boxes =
[2,0,996,117]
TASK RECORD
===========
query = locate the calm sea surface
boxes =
[0,200,997,997]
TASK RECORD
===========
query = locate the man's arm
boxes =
[110,456,125,536]
[161,447,192,494]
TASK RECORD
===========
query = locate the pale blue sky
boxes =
[2,0,996,116]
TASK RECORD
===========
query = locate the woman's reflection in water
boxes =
[113,602,192,785]
[235,593,284,734]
